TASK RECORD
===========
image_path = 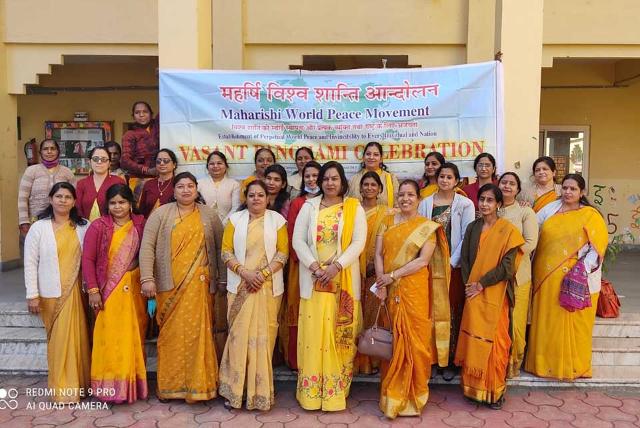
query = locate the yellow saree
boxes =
[454,218,524,404]
[90,221,147,403]
[155,209,218,401]
[525,207,607,380]
[39,222,90,403]
[379,216,450,419]
[218,217,288,411]
[354,205,389,375]
[296,198,362,411]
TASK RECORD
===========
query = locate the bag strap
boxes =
[374,302,392,328]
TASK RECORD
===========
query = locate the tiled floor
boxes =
[0,376,638,427]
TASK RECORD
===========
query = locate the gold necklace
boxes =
[157,177,172,197]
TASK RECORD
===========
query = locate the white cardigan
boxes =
[226,210,287,296]
[24,219,89,299]
[418,192,475,268]
[292,197,366,300]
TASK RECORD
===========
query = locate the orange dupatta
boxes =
[532,189,558,213]
[454,218,524,378]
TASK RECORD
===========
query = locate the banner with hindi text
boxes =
[159,61,503,179]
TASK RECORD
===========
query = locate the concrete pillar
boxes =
[466,0,498,63]
[158,0,212,69]
[212,0,243,69]
[496,0,544,174]
[0,0,20,269]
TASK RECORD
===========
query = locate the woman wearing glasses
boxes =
[462,153,498,212]
[139,149,177,218]
[75,147,125,221]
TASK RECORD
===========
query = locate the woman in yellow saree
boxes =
[24,182,91,403]
[373,180,450,419]
[83,184,148,403]
[218,180,288,411]
[517,157,562,212]
[348,142,399,208]
[354,171,390,375]
[139,172,225,403]
[455,184,524,409]
[293,161,366,411]
[525,174,608,380]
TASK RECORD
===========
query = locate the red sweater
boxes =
[82,214,146,292]
[139,177,174,218]
[121,118,159,178]
[75,174,125,219]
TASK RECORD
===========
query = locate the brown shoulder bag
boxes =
[357,302,393,361]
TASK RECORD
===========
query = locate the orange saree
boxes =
[379,216,450,418]
[454,218,524,404]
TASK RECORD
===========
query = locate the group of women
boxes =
[22,130,608,419]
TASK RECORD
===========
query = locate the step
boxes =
[593,313,640,338]
[592,336,640,348]
[592,347,640,366]
[0,311,44,328]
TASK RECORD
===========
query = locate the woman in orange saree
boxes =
[83,184,148,403]
[354,171,390,375]
[517,157,562,212]
[139,172,225,403]
[24,182,91,403]
[374,180,450,419]
[525,174,608,380]
[455,184,524,409]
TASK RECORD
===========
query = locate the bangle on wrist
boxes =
[141,278,154,284]
[87,288,100,295]
[333,260,343,271]
[389,271,395,280]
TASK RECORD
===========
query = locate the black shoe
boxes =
[489,397,504,410]
[223,400,234,411]
[442,367,457,381]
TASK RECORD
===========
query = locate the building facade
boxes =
[1,0,639,268]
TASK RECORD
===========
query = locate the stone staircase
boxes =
[1,301,638,387]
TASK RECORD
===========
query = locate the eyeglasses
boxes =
[91,156,110,164]
[156,158,173,165]
[477,163,494,169]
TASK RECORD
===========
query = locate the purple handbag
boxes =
[559,258,591,312]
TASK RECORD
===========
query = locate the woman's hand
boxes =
[376,272,394,288]
[88,293,103,312]
[27,297,40,314]
[19,224,30,237]
[374,285,387,301]
[518,199,531,208]
[317,264,339,286]
[241,269,264,292]
[465,282,483,299]
[142,280,157,298]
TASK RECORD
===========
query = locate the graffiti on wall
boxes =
[591,180,640,243]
